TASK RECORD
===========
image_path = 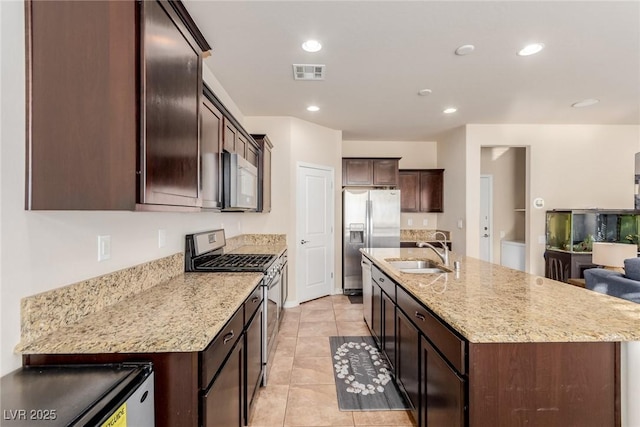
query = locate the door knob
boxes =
[301,239,309,245]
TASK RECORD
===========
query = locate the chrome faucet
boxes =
[417,241,449,266]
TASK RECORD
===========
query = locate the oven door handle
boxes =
[267,270,282,289]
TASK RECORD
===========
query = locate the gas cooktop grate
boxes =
[195,253,276,271]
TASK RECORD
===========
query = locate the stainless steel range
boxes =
[184,229,283,385]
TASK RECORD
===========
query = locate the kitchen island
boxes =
[361,247,640,427]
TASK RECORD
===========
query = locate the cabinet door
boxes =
[237,133,248,158]
[246,142,259,167]
[343,159,373,186]
[396,309,420,422]
[224,120,237,153]
[420,170,444,212]
[245,304,263,424]
[399,171,420,212]
[421,336,465,427]
[382,291,396,369]
[201,97,223,209]
[202,340,244,427]
[27,0,137,210]
[141,0,201,207]
[371,284,383,346]
[373,159,399,186]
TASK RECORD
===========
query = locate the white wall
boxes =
[435,126,468,255]
[466,124,639,276]
[342,140,440,229]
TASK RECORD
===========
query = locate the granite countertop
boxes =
[228,243,287,256]
[17,272,263,355]
[362,247,640,343]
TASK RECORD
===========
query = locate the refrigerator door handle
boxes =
[366,200,372,247]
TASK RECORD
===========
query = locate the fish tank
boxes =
[546,209,640,252]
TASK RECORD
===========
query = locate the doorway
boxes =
[480,175,493,262]
[296,162,335,303]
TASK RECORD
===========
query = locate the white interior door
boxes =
[296,163,334,303]
[480,175,493,262]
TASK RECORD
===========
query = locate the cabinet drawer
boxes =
[244,285,263,321]
[396,286,466,375]
[372,266,395,300]
[200,307,244,389]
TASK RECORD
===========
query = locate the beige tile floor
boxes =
[248,294,416,427]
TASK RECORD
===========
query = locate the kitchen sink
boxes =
[386,260,451,274]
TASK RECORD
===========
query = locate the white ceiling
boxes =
[183,1,640,141]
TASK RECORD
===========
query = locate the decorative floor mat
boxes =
[329,336,410,411]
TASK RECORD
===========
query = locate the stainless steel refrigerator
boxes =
[343,189,401,294]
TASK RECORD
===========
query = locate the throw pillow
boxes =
[624,257,640,281]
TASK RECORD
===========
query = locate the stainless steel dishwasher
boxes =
[361,255,373,328]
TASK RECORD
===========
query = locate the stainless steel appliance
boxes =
[1,363,154,426]
[343,189,401,294]
[361,256,373,328]
[223,152,258,211]
[185,229,282,385]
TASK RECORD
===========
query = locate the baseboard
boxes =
[283,300,299,309]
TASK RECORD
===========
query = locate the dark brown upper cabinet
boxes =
[251,134,273,213]
[342,158,400,187]
[25,0,210,210]
[399,169,444,213]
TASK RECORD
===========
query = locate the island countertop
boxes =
[17,272,263,355]
[362,247,640,343]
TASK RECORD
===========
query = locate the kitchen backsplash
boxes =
[225,233,287,252]
[400,229,450,241]
[19,253,184,347]
[18,233,287,350]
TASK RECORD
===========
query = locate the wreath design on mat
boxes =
[333,341,392,395]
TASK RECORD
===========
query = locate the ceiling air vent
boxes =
[293,64,325,81]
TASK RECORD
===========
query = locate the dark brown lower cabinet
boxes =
[245,303,263,424]
[382,290,396,369]
[202,339,244,427]
[371,283,382,346]
[421,336,465,427]
[395,309,420,422]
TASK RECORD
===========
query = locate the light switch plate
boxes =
[408,218,413,226]
[457,219,464,229]
[158,229,167,248]
[98,235,111,261]
[422,219,428,226]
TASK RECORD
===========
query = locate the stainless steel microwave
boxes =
[223,152,258,211]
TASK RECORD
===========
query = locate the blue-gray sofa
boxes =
[584,258,640,303]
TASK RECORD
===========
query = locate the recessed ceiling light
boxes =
[571,98,600,108]
[455,44,475,56]
[517,43,545,56]
[417,89,432,96]
[307,105,320,112]
[302,40,322,53]
[443,107,457,114]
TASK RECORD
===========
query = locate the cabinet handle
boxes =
[380,277,385,282]
[415,311,426,322]
[223,331,235,344]
[251,297,259,303]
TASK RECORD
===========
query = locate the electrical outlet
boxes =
[408,218,413,226]
[98,235,111,261]
[158,229,166,248]
[422,218,428,226]
[457,219,464,229]
[538,235,546,244]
